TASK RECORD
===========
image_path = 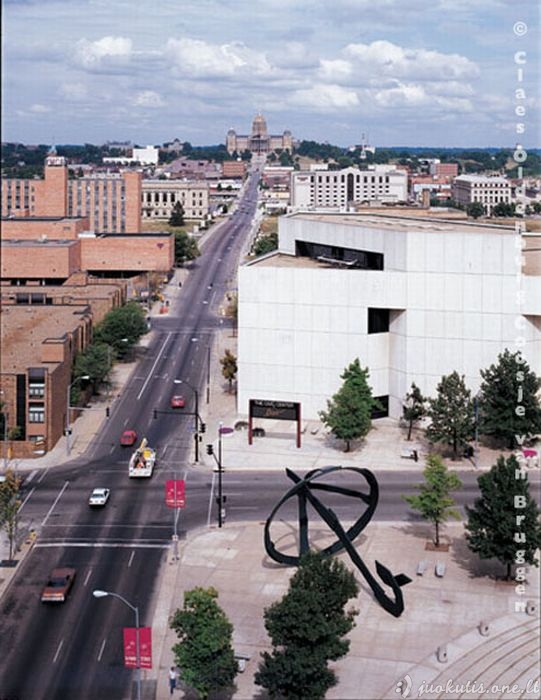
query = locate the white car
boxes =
[88,488,110,507]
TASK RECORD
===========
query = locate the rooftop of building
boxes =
[285,209,517,234]
[0,304,90,373]
[454,174,510,183]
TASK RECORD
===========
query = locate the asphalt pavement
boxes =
[2,272,540,700]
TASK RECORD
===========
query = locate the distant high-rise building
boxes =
[226,113,293,155]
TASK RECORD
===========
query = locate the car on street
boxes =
[88,488,110,507]
[120,429,138,446]
[41,567,76,603]
[170,395,185,409]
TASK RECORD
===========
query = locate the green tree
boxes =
[93,302,147,356]
[479,350,541,450]
[466,201,485,219]
[319,359,377,452]
[220,349,237,393]
[426,371,475,460]
[255,551,359,700]
[174,231,200,266]
[170,586,237,699]
[403,454,462,547]
[0,469,22,561]
[491,201,516,217]
[403,382,426,441]
[465,454,541,580]
[73,342,113,392]
[169,201,185,227]
[252,232,278,257]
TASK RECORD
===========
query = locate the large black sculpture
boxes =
[264,466,411,617]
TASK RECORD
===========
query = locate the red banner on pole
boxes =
[165,479,185,508]
[123,627,152,669]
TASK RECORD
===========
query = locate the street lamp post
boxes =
[174,379,199,463]
[66,375,90,456]
[218,422,224,528]
[93,589,141,700]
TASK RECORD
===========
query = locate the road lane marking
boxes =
[128,551,136,568]
[18,487,35,511]
[137,332,172,400]
[41,481,69,526]
[35,542,170,549]
[53,639,64,663]
[97,638,107,662]
[84,569,92,586]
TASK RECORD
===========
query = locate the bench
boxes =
[416,560,427,576]
[435,562,446,578]
[400,449,419,462]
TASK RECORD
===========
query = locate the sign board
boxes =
[165,480,186,508]
[123,627,152,669]
[250,399,300,421]
[248,399,302,448]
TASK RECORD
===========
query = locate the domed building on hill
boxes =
[226,113,293,155]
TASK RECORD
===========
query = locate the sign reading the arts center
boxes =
[250,399,300,421]
[248,399,302,448]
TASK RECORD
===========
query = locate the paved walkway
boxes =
[1,263,540,699]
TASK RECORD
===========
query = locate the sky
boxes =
[2,0,540,148]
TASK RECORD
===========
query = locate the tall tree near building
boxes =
[478,350,541,450]
[0,469,22,561]
[255,551,359,700]
[403,382,427,441]
[465,455,541,580]
[168,201,185,227]
[466,201,485,218]
[426,371,475,460]
[220,349,237,393]
[170,587,238,700]
[403,454,462,547]
[174,231,200,266]
[319,358,378,452]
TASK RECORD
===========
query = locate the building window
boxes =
[29,404,45,423]
[371,395,389,419]
[28,382,45,398]
[368,308,390,334]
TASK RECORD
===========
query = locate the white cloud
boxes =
[165,38,272,79]
[291,84,359,110]
[132,90,165,108]
[341,40,479,82]
[74,36,133,69]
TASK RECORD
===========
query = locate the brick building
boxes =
[2,154,142,233]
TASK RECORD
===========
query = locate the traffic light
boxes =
[199,423,206,434]
[153,409,158,420]
[206,444,213,455]
[105,407,110,418]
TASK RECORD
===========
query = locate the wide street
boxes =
[0,167,263,700]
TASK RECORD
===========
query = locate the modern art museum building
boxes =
[237,212,541,421]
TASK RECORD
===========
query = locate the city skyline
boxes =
[2,0,539,149]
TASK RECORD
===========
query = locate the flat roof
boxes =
[286,210,517,235]
[0,305,90,373]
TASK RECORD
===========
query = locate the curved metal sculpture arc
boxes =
[264,466,411,618]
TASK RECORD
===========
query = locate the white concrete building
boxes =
[238,212,540,421]
[131,145,159,166]
[290,165,408,210]
[452,175,511,214]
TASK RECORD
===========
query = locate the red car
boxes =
[120,429,138,446]
[170,395,185,409]
[41,567,76,603]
